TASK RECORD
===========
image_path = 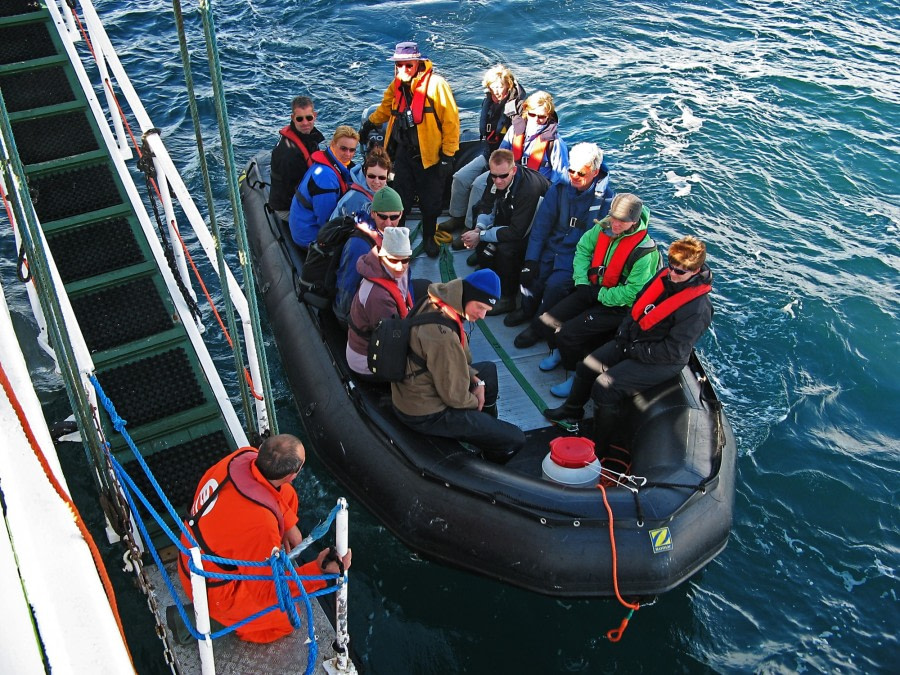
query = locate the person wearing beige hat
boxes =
[346,226,414,376]
[535,192,660,398]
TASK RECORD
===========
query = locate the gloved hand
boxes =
[519,260,539,288]
[438,152,454,181]
[358,120,378,146]
[575,283,598,303]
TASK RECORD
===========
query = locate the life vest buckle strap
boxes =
[643,303,656,315]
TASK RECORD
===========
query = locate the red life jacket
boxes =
[181,448,285,586]
[349,183,374,200]
[631,269,712,331]
[309,149,349,194]
[588,228,649,287]
[511,130,549,171]
[279,125,314,168]
[368,276,413,318]
[394,69,434,125]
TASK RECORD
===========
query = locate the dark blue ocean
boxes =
[4,0,898,672]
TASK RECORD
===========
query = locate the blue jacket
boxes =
[330,164,374,221]
[499,114,568,185]
[333,214,380,324]
[525,167,613,273]
[289,146,353,247]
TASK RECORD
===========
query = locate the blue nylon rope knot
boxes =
[271,551,303,629]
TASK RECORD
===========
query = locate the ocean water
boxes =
[4,0,898,672]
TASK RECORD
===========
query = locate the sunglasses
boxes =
[374,212,402,222]
[527,112,549,121]
[568,168,590,178]
[489,171,511,180]
[294,114,315,122]
[669,262,693,275]
[384,256,411,264]
[366,173,388,180]
[337,144,358,153]
[396,62,418,70]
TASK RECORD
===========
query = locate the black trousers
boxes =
[541,291,627,371]
[391,149,445,237]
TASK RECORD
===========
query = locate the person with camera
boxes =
[359,41,460,258]
[536,193,659,398]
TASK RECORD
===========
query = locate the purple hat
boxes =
[388,41,424,62]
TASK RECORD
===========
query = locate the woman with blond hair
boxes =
[441,64,525,233]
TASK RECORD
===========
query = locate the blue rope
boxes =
[91,374,342,665]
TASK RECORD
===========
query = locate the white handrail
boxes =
[54,0,270,432]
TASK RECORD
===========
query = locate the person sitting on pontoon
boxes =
[544,236,713,455]
[289,125,359,248]
[268,95,324,222]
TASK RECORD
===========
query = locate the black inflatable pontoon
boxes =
[240,151,737,598]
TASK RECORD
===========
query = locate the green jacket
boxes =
[572,205,659,307]
[391,279,478,417]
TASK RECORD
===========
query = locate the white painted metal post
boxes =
[60,0,79,41]
[324,499,356,674]
[152,159,199,316]
[189,547,216,675]
[241,317,270,433]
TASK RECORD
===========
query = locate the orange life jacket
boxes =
[394,69,434,125]
[630,269,712,331]
[510,130,549,171]
[588,228,649,287]
[279,125,314,168]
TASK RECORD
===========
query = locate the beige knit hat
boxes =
[379,227,412,258]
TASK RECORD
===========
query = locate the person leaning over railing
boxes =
[178,434,352,643]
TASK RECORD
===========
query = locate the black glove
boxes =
[438,152,454,180]
[519,260,539,288]
[575,283,598,303]
[358,120,377,146]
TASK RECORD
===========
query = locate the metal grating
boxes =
[70,277,174,353]
[29,163,122,222]
[46,218,145,283]
[0,66,75,112]
[97,348,207,428]
[11,110,99,165]
[122,431,232,514]
[0,22,57,65]
[0,1,42,18]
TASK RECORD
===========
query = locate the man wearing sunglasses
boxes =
[269,96,324,222]
[178,434,352,643]
[544,236,713,456]
[359,41,460,258]
[460,148,549,315]
[506,142,614,339]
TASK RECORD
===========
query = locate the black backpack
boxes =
[299,215,372,308]
[368,300,461,382]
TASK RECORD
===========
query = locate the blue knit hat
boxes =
[462,269,501,307]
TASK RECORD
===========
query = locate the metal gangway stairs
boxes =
[0,0,269,549]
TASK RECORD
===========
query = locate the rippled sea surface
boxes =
[6,0,899,672]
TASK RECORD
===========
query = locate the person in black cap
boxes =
[390,269,525,463]
[359,41,460,258]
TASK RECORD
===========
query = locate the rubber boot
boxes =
[539,349,562,371]
[550,373,575,398]
[591,402,620,456]
[422,216,439,257]
[543,370,594,422]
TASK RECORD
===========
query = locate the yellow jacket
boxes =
[369,60,459,169]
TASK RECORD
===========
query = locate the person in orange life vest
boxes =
[178,434,352,644]
[441,64,526,233]
[346,226,414,377]
[453,90,569,251]
[359,41,460,259]
[460,149,550,315]
[391,269,526,464]
[333,183,403,326]
[544,236,713,453]
[537,193,659,399]
[289,125,359,248]
[269,96,325,221]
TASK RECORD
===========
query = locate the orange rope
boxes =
[598,483,640,642]
[69,5,97,61]
[0,363,134,666]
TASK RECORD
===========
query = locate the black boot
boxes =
[422,217,439,258]
[543,367,595,422]
[543,402,584,423]
[514,324,541,348]
[591,402,620,456]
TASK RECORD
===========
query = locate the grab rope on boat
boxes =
[598,482,641,642]
[89,375,346,675]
